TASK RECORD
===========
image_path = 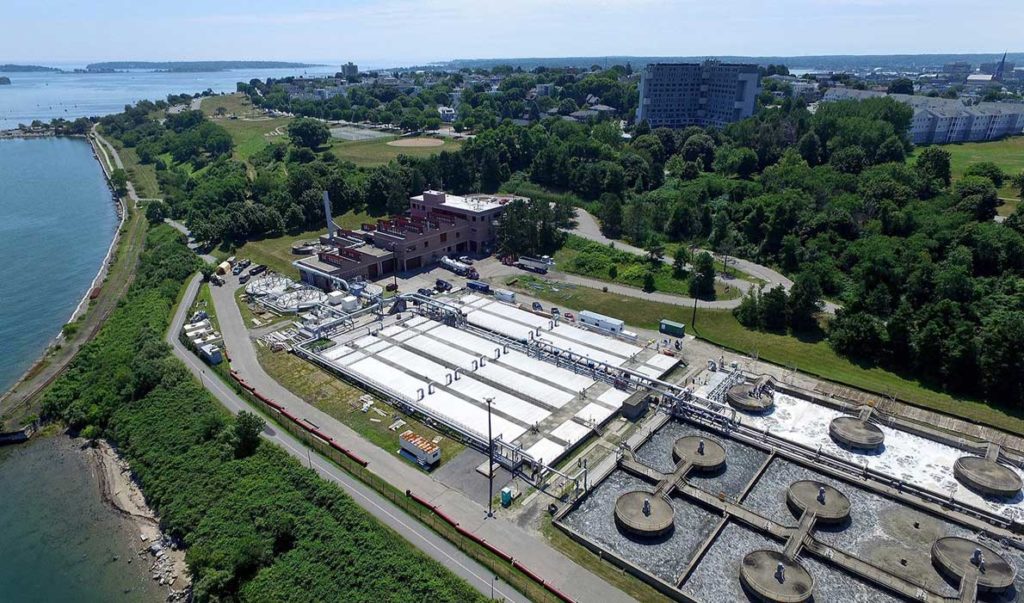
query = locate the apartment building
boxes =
[822,88,1024,145]
[636,61,760,128]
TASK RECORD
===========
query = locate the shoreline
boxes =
[0,134,125,403]
[85,439,190,600]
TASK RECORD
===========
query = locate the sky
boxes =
[2,0,1021,67]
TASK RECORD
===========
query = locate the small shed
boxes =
[199,343,223,365]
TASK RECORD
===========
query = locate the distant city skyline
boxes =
[2,0,1022,67]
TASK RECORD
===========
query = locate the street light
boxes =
[486,396,494,518]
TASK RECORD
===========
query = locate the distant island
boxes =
[0,77,10,85]
[85,61,319,73]
[0,64,61,73]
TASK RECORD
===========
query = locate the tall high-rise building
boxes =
[340,62,359,78]
[636,61,760,128]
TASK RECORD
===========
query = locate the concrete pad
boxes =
[551,419,592,447]
[576,402,616,426]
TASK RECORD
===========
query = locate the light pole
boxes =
[486,396,494,518]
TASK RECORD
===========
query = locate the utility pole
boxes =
[486,396,494,518]
[691,296,698,332]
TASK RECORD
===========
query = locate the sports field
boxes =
[328,135,462,167]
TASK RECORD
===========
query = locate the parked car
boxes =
[563,311,575,322]
[550,307,560,316]
[467,269,479,280]
[532,301,543,312]
[435,279,452,292]
[239,258,252,268]
[232,265,244,275]
[385,282,399,292]
[417,287,434,297]
[238,274,251,285]
[248,264,267,276]
[458,256,474,265]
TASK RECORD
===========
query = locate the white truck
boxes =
[440,255,472,276]
[515,255,554,273]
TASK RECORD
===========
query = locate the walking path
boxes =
[200,277,634,603]
[168,275,531,603]
[569,208,840,314]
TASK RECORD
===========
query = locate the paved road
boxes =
[203,275,634,603]
[571,208,840,314]
[169,275,530,603]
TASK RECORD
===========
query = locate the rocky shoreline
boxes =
[86,440,191,601]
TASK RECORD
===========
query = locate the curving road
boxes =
[570,208,839,314]
[168,274,530,603]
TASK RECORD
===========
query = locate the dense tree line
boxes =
[42,226,485,602]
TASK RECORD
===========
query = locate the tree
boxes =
[145,200,168,224]
[874,135,906,164]
[953,175,999,221]
[672,246,689,278]
[915,146,952,186]
[681,134,716,171]
[759,285,790,331]
[642,271,656,292]
[645,243,665,266]
[1012,171,1024,200]
[689,251,715,299]
[598,194,623,238]
[110,168,129,196]
[887,78,915,95]
[287,118,330,148]
[232,411,265,458]
[964,162,1006,187]
[797,132,821,166]
[788,271,823,331]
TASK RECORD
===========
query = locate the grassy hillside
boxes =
[914,136,1024,215]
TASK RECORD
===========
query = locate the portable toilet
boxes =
[500,486,513,507]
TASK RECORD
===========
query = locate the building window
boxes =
[423,242,428,249]
[440,232,448,242]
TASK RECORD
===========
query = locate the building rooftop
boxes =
[412,190,514,214]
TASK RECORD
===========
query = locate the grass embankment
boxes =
[41,225,486,602]
[210,210,373,278]
[111,142,160,199]
[256,346,466,466]
[554,235,740,300]
[913,137,1024,216]
[504,275,1024,436]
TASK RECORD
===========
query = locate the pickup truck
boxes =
[248,264,267,276]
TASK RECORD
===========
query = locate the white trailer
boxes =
[578,310,624,334]
[516,256,554,273]
[494,289,516,304]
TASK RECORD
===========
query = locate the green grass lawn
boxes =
[913,136,1024,216]
[257,346,465,466]
[110,140,160,199]
[200,93,264,119]
[328,136,463,167]
[212,210,374,278]
[503,275,1024,436]
[554,235,740,300]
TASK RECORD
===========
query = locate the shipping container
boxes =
[467,280,491,293]
[659,319,686,338]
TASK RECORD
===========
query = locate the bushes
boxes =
[43,225,484,603]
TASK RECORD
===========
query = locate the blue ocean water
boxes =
[0,137,118,392]
[0,64,338,130]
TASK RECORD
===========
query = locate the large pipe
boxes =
[322,191,336,239]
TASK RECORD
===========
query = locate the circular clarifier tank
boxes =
[740,550,814,603]
[613,490,674,537]
[953,456,1023,498]
[932,536,1016,593]
[726,383,775,413]
[672,435,727,472]
[828,416,885,451]
[786,480,851,524]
